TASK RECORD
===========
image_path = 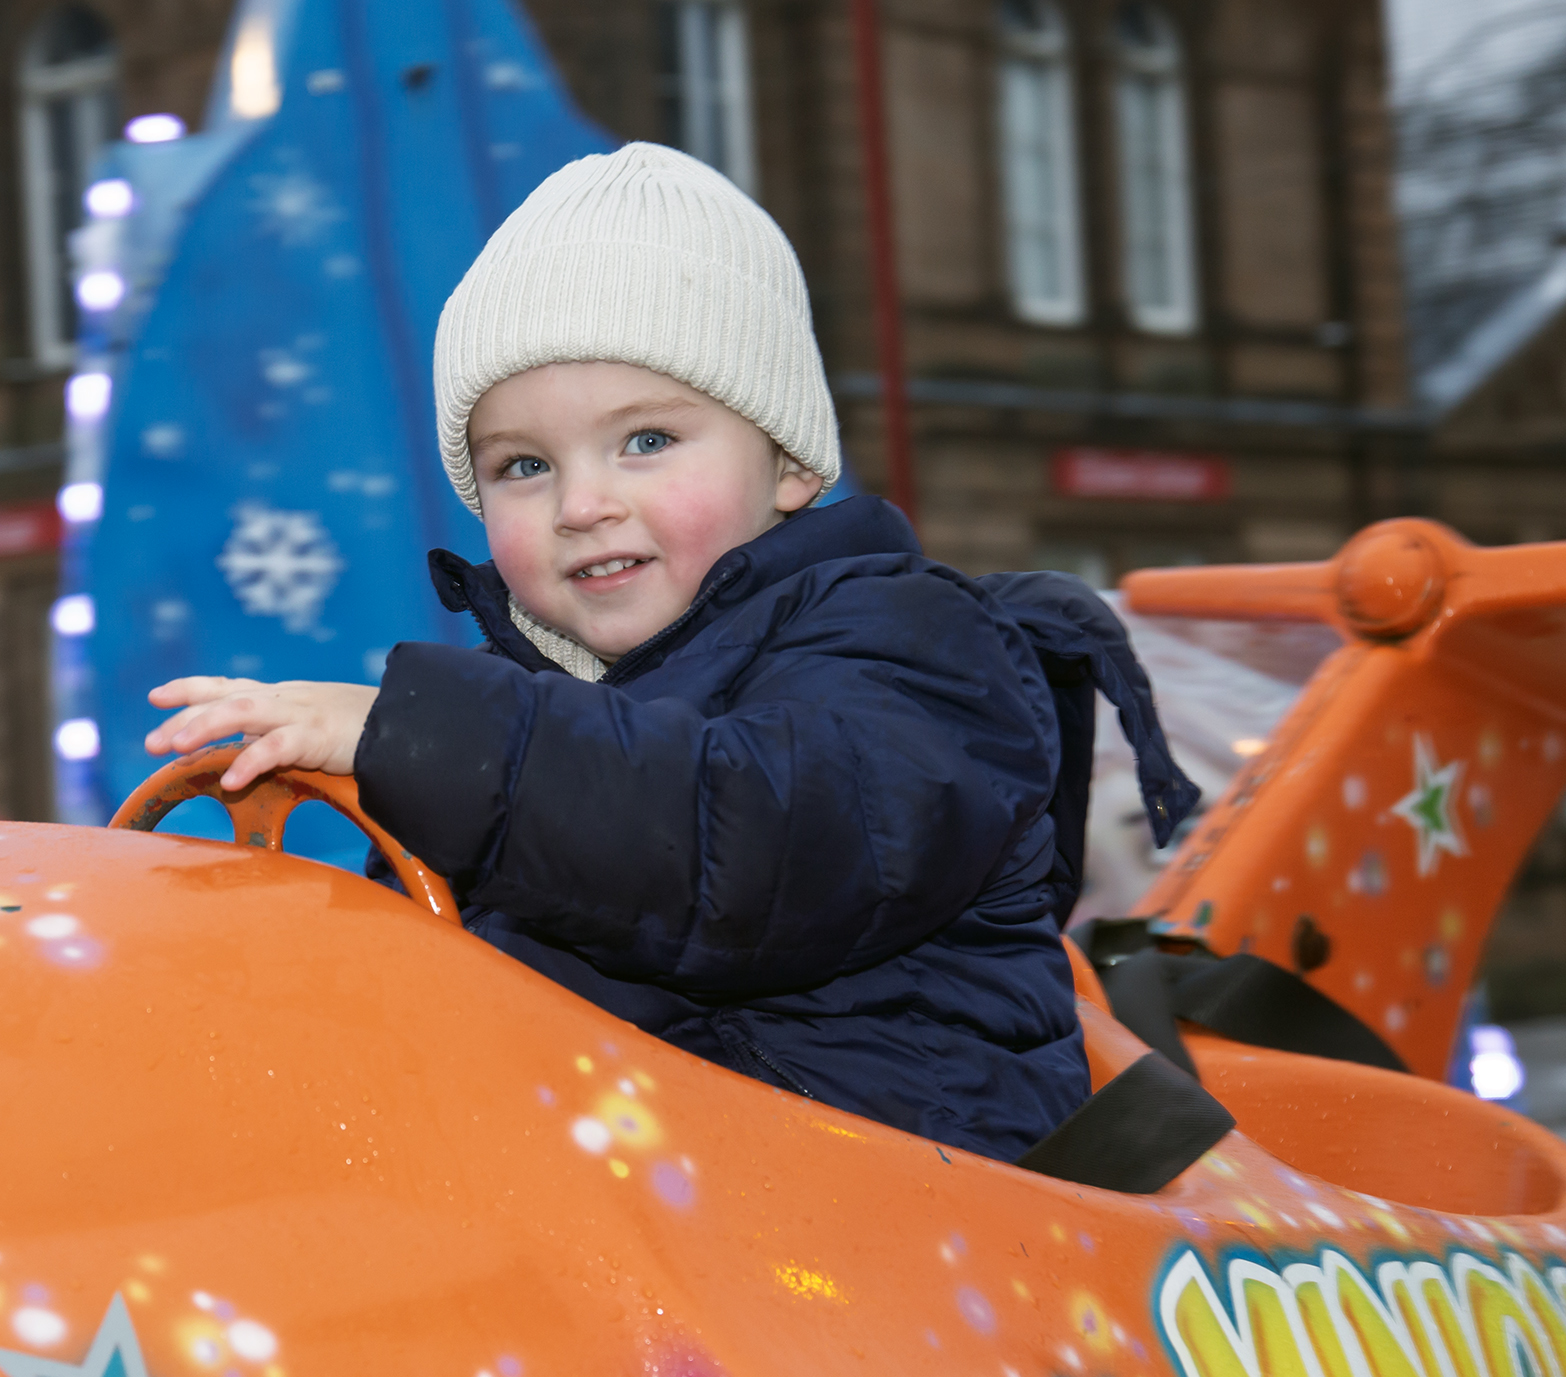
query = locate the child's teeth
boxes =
[577,558,644,579]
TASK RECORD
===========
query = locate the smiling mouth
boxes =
[574,557,649,580]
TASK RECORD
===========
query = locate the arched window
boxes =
[1113,1,1197,334]
[655,0,757,195]
[17,6,119,367]
[997,0,1084,325]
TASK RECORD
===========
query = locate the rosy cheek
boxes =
[644,476,760,579]
[485,510,550,602]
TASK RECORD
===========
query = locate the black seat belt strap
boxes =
[1015,1052,1235,1193]
[1170,951,1406,1072]
[1073,922,1407,1077]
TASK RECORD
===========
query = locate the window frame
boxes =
[17,17,119,369]
[1112,2,1199,336]
[996,0,1086,327]
[655,0,758,196]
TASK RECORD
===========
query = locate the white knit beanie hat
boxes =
[434,142,841,516]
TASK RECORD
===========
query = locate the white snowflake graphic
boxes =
[249,166,344,245]
[217,504,344,632]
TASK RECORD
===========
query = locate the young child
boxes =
[146,143,1184,1162]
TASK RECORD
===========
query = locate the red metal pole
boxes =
[848,0,918,527]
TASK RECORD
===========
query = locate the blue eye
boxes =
[506,456,549,479]
[626,430,671,456]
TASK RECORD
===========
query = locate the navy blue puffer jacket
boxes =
[355,496,1195,1161]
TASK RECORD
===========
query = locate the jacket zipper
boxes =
[746,1041,813,1099]
[602,564,744,685]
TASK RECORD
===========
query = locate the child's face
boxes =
[469,362,823,662]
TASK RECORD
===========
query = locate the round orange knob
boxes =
[1334,524,1446,638]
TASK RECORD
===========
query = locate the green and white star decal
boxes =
[1391,733,1468,878]
[0,1296,148,1377]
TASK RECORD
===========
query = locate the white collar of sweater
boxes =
[507,593,607,682]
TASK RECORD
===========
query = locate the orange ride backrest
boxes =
[1121,519,1566,1080]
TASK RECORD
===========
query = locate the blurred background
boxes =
[1,0,1565,1122]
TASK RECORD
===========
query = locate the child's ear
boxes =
[774,450,824,514]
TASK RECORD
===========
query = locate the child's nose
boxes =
[554,468,628,532]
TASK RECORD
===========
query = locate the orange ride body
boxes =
[0,519,1562,1373]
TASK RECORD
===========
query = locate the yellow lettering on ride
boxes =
[1171,1278,1251,1377]
[1241,1278,1313,1377]
[1164,1254,1313,1377]
[1328,1256,1422,1377]
[1516,1259,1566,1369]
[1383,1271,1464,1377]
[1461,1261,1555,1377]
[1416,1269,1484,1377]
[1551,1266,1566,1315]
[1290,1276,1355,1377]
[1159,1246,1566,1377]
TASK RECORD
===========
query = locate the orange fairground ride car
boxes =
[1,517,1565,1377]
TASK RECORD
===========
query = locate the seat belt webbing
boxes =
[1015,1051,1236,1193]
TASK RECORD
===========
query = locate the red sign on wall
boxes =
[0,502,62,558]
[1051,448,1232,502]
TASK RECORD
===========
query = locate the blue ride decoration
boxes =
[58,0,612,865]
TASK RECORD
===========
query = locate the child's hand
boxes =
[144,677,379,792]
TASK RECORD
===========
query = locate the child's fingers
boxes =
[145,700,246,754]
[143,681,373,781]
[149,693,293,758]
[145,679,274,755]
[146,693,245,741]
[145,702,218,753]
[148,675,259,708]
[145,678,268,752]
[166,698,276,753]
[218,730,301,792]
